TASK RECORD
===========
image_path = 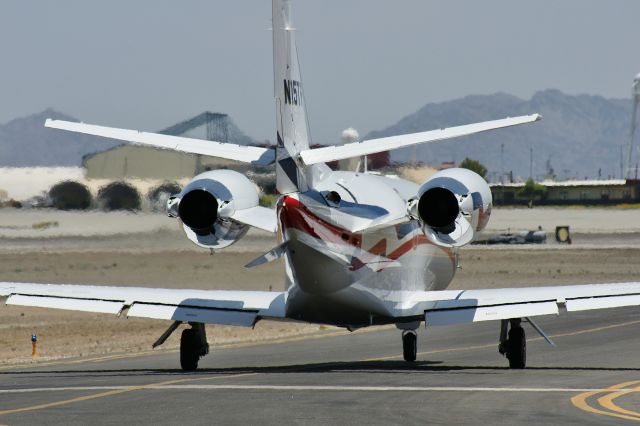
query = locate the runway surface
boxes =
[3,308,640,425]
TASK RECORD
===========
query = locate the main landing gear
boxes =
[402,330,418,362]
[499,318,526,369]
[180,322,209,371]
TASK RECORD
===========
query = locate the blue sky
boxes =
[1,0,638,143]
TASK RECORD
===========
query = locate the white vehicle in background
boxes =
[3,0,640,371]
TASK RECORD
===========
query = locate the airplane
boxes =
[2,0,640,371]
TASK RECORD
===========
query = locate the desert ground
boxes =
[1,206,640,365]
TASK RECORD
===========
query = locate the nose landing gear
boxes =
[401,329,418,362]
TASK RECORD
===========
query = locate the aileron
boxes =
[421,282,640,326]
[0,282,286,326]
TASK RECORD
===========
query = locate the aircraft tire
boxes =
[180,328,200,371]
[506,326,526,369]
[402,330,417,362]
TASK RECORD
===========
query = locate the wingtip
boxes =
[44,118,53,128]
[534,113,543,121]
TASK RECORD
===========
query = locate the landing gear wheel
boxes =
[506,326,526,369]
[402,330,417,362]
[180,328,200,371]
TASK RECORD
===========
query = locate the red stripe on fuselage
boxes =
[278,195,362,247]
[278,195,430,268]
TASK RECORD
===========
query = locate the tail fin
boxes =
[273,0,313,193]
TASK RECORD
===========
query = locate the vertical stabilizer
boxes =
[273,0,313,193]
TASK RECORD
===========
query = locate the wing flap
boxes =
[299,114,541,165]
[425,301,558,326]
[45,119,275,165]
[128,303,257,326]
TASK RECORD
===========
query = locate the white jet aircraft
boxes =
[2,0,640,371]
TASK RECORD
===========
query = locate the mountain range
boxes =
[0,109,122,167]
[365,90,633,180]
[0,109,259,167]
[1,90,635,180]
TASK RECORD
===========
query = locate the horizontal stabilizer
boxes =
[45,119,275,165]
[299,114,542,165]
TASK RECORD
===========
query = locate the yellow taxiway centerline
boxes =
[596,384,640,420]
[571,380,640,422]
[2,319,640,417]
[365,318,640,362]
[0,372,257,417]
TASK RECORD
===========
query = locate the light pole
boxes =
[626,73,640,178]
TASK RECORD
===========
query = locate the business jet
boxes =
[2,0,637,371]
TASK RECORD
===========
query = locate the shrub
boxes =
[49,181,92,210]
[97,181,141,211]
[459,158,488,179]
[148,182,181,212]
[259,194,278,208]
[518,178,548,200]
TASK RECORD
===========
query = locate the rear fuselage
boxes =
[278,171,456,327]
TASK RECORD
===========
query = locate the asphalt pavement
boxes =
[2,308,640,425]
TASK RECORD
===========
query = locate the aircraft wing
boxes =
[0,282,285,327]
[45,119,275,166]
[412,282,640,326]
[298,114,542,165]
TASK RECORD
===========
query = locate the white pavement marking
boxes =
[0,385,635,394]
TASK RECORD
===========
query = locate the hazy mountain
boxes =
[0,109,122,167]
[365,90,633,181]
[4,92,636,178]
[0,109,261,167]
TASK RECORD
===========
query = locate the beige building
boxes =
[83,111,258,180]
[83,145,242,180]
[492,179,640,205]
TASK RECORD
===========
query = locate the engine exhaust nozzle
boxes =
[417,187,459,229]
[178,189,219,233]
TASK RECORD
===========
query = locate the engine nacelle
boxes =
[167,170,259,249]
[411,168,492,247]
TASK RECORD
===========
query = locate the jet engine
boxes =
[167,170,260,249]
[410,168,492,247]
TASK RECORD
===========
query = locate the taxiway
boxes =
[2,308,640,424]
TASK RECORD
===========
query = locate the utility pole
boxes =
[500,144,504,184]
[626,73,640,178]
[500,143,505,204]
[620,145,624,179]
